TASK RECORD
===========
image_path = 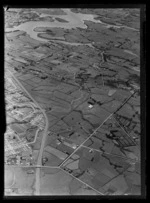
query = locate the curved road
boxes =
[7,70,49,195]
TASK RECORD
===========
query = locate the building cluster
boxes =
[5,73,45,167]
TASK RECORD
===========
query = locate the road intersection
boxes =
[6,69,139,196]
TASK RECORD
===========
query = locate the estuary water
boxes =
[5,9,103,43]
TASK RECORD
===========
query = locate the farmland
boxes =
[4,8,141,196]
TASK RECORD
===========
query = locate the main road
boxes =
[7,69,49,195]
